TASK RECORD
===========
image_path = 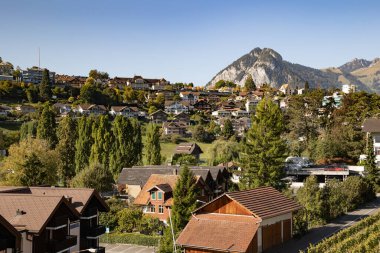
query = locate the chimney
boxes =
[64,195,72,203]
[16,209,25,215]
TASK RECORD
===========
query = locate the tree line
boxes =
[0,103,162,190]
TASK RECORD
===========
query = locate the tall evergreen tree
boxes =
[39,69,52,101]
[56,115,77,186]
[144,123,161,165]
[19,121,38,140]
[130,118,143,166]
[36,104,57,148]
[89,115,113,168]
[364,136,380,189]
[244,74,256,91]
[172,166,198,231]
[240,97,288,190]
[75,116,94,173]
[109,116,134,177]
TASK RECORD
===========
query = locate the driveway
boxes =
[267,194,380,253]
[100,243,155,253]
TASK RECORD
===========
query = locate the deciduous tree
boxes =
[144,123,161,165]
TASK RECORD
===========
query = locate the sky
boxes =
[1,0,380,85]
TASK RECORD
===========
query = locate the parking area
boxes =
[100,243,155,253]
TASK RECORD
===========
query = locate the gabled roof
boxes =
[149,109,168,117]
[0,214,21,247]
[28,187,109,213]
[195,186,301,219]
[175,143,203,155]
[176,213,259,253]
[0,194,79,234]
[134,174,178,205]
[362,118,380,132]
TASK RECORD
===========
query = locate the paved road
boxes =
[100,243,155,253]
[267,194,380,253]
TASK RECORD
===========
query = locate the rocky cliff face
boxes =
[208,48,379,92]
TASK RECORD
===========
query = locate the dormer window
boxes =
[151,192,156,200]
[158,192,163,200]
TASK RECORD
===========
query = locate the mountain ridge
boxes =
[208,48,379,92]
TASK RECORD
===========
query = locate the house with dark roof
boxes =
[134,174,212,223]
[0,214,21,253]
[173,112,191,125]
[149,109,168,124]
[0,194,80,253]
[177,187,301,253]
[75,104,107,115]
[117,165,228,199]
[174,143,203,160]
[0,186,109,253]
[162,121,187,136]
[109,106,139,118]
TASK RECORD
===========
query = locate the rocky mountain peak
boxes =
[339,58,372,73]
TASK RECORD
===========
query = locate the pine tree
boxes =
[222,119,234,139]
[364,136,379,189]
[172,166,198,232]
[39,69,52,101]
[240,97,288,190]
[75,116,94,173]
[89,115,113,168]
[56,115,77,186]
[244,74,256,91]
[36,104,57,148]
[304,81,310,91]
[144,123,161,165]
[109,116,135,177]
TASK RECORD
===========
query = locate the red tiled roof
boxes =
[177,213,259,252]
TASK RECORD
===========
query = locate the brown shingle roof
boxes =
[28,187,109,214]
[362,118,380,132]
[0,194,79,234]
[176,213,259,252]
[226,187,301,219]
[175,143,203,155]
[134,174,178,205]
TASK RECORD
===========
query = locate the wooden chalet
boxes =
[177,187,301,253]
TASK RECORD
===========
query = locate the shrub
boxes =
[99,232,160,247]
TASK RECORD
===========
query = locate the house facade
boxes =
[164,101,189,115]
[149,109,168,124]
[177,187,301,253]
[109,106,139,118]
[75,104,107,115]
[0,214,21,253]
[162,122,187,136]
[362,118,380,166]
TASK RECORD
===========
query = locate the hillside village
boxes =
[1,58,380,253]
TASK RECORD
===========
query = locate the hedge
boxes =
[100,232,160,247]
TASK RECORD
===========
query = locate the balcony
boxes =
[86,225,106,239]
[81,207,98,219]
[47,215,68,230]
[48,235,77,253]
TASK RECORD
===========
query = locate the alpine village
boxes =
[1,2,380,253]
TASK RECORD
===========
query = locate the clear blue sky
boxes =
[1,0,379,85]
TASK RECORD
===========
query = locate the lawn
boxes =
[160,141,214,165]
[0,121,22,134]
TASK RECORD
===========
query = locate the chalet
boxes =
[219,100,239,110]
[0,194,80,253]
[109,106,139,118]
[0,214,21,253]
[55,75,87,88]
[193,99,212,112]
[117,165,228,199]
[162,121,187,136]
[75,104,107,115]
[174,143,203,160]
[246,98,261,113]
[362,118,380,166]
[179,92,200,105]
[177,187,301,253]
[110,76,169,90]
[173,112,191,125]
[149,109,168,124]
[134,174,212,223]
[232,109,250,118]
[164,101,189,115]
[15,105,36,114]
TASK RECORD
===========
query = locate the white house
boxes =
[164,101,189,115]
[75,104,107,115]
[231,110,249,118]
[110,106,139,118]
[279,84,292,95]
[212,110,232,118]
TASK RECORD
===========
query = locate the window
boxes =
[159,205,164,214]
[158,192,163,200]
[150,205,156,213]
[151,192,156,200]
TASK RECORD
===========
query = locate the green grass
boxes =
[0,121,22,134]
[160,141,214,165]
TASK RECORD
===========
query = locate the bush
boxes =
[99,232,160,247]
